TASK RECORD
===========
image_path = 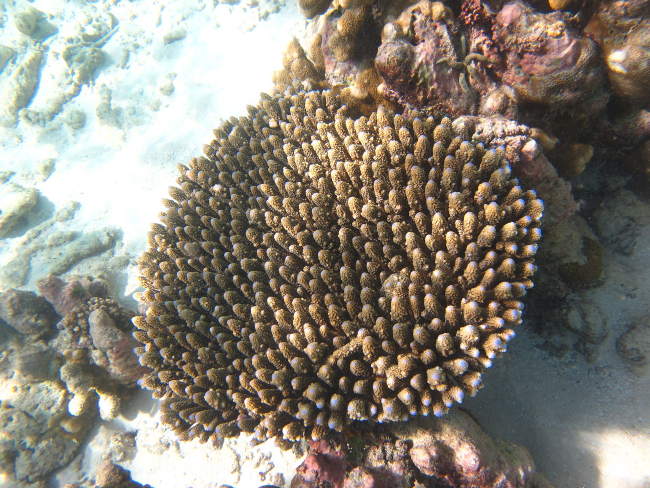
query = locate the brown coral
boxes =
[298,0,331,19]
[587,3,650,107]
[133,84,543,447]
[558,236,603,287]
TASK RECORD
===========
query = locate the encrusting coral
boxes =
[133,72,544,447]
[495,0,605,112]
[587,1,650,108]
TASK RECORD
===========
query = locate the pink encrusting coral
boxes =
[495,0,606,112]
[37,274,108,316]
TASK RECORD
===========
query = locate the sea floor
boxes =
[0,1,649,487]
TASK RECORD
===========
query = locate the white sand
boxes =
[0,1,649,487]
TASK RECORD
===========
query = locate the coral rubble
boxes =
[0,275,145,484]
[134,80,543,446]
[0,181,39,238]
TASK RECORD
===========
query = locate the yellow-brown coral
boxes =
[133,85,543,447]
[298,0,331,18]
[587,13,650,106]
[552,142,594,178]
[273,38,325,92]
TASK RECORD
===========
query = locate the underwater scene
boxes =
[0,0,649,487]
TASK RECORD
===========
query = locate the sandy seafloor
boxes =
[0,0,649,487]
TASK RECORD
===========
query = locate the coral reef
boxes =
[133,80,543,447]
[298,0,615,165]
[516,137,576,226]
[53,286,147,391]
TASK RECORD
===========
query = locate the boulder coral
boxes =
[587,0,650,107]
[495,0,605,112]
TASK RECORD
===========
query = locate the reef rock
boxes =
[495,0,605,113]
[376,1,490,116]
[0,288,57,338]
[561,299,608,345]
[617,319,650,375]
[406,410,535,487]
[0,379,81,483]
[94,461,154,488]
[291,409,546,488]
[0,181,39,238]
[88,308,149,384]
[37,274,104,316]
[588,2,650,108]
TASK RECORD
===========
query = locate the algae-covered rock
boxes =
[617,319,650,375]
[0,289,57,338]
[0,50,42,127]
[0,182,39,237]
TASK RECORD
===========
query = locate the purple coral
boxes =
[293,440,351,488]
[495,0,606,112]
[36,275,108,316]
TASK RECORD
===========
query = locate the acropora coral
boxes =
[133,78,543,446]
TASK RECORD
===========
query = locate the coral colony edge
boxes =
[132,41,543,449]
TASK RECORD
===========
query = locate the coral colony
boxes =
[133,40,543,447]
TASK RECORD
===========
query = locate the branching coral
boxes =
[133,81,542,447]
